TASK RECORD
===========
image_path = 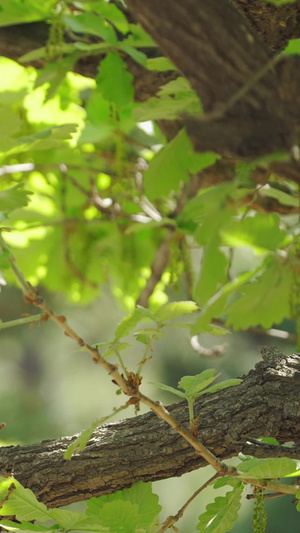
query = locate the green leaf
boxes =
[86,482,162,532]
[222,213,287,252]
[0,0,56,27]
[96,51,134,109]
[0,184,31,213]
[194,244,229,306]
[145,129,216,200]
[121,23,156,48]
[0,480,51,522]
[90,2,129,34]
[203,379,242,394]
[63,13,117,44]
[204,324,231,336]
[146,57,176,71]
[103,342,130,357]
[188,151,219,174]
[114,307,157,341]
[214,478,241,489]
[191,266,263,335]
[48,508,84,530]
[134,78,203,121]
[197,482,244,532]
[225,258,294,330]
[35,53,78,102]
[64,420,100,459]
[3,124,78,157]
[118,44,147,67]
[178,369,218,397]
[267,0,296,5]
[283,38,300,55]
[0,520,55,531]
[259,186,299,207]
[150,382,186,398]
[237,457,300,479]
[144,128,190,198]
[154,301,198,323]
[259,437,279,446]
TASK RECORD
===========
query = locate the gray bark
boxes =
[1,353,300,508]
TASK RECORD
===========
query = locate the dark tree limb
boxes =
[1,352,300,508]
[125,0,300,157]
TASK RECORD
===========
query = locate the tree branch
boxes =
[1,352,300,508]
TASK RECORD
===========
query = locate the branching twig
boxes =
[0,233,231,475]
[136,235,172,308]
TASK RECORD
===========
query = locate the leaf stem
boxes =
[114,347,128,378]
[0,313,45,330]
[136,335,155,377]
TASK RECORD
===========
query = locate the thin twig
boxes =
[136,235,172,307]
[159,473,220,532]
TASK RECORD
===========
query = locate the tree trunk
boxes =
[1,352,300,508]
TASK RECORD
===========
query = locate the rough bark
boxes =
[1,352,300,508]
[229,0,300,51]
[125,0,300,157]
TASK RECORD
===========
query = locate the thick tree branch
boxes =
[125,0,300,157]
[1,352,300,508]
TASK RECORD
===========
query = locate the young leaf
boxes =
[114,307,157,341]
[96,51,134,110]
[144,129,191,199]
[64,419,100,459]
[154,301,198,323]
[63,13,117,44]
[48,508,84,530]
[118,44,147,67]
[178,369,218,397]
[145,129,218,199]
[283,38,300,56]
[0,184,31,213]
[150,381,186,398]
[0,520,54,531]
[222,212,286,252]
[225,258,294,330]
[203,379,242,394]
[197,482,244,532]
[86,482,162,532]
[191,265,266,335]
[237,457,300,479]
